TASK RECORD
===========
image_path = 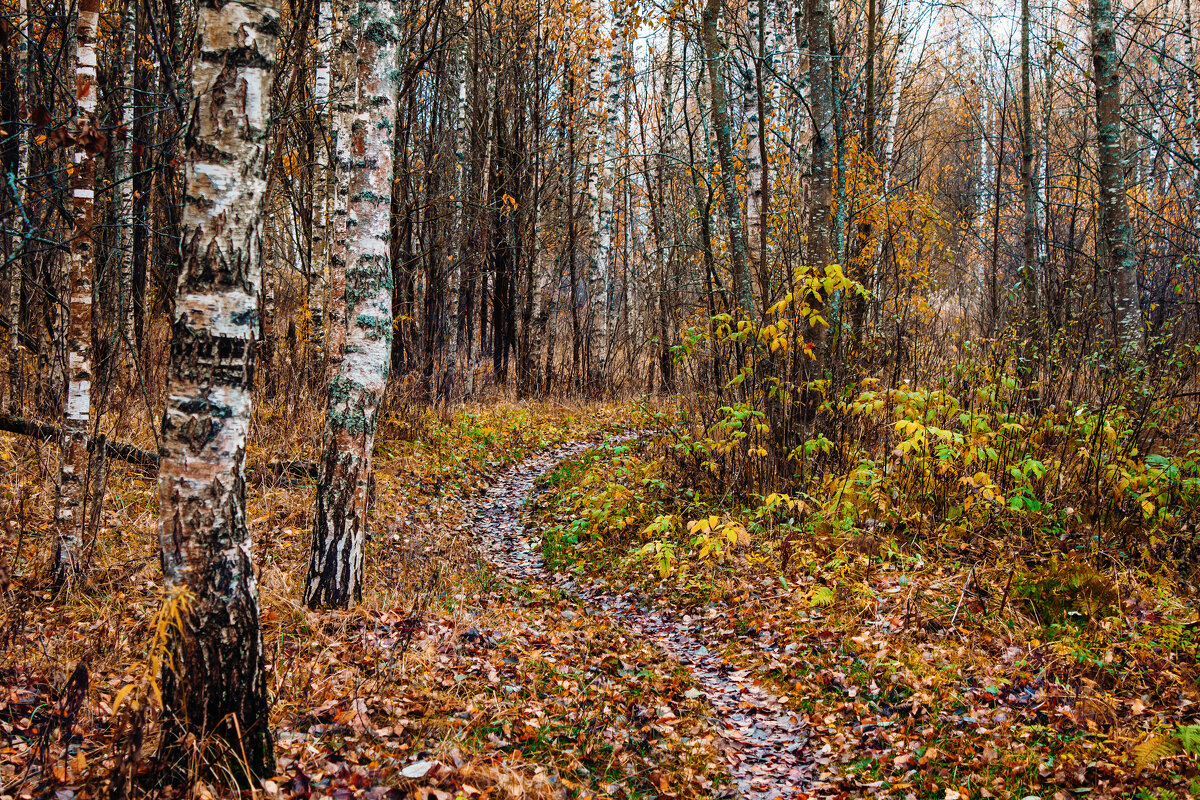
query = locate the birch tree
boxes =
[5,0,30,414]
[744,0,767,276]
[585,5,623,389]
[156,0,281,776]
[52,0,102,586]
[305,0,401,608]
[1089,0,1144,354]
[309,0,336,375]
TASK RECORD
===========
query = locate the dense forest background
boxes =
[4,0,1198,415]
[1,0,1199,795]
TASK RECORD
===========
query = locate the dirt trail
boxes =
[465,440,811,800]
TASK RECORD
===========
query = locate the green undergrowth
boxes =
[531,382,1200,799]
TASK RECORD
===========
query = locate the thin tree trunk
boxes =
[1018,0,1038,382]
[52,0,102,587]
[799,0,833,362]
[1089,0,1143,354]
[130,0,153,355]
[702,0,753,313]
[744,0,767,278]
[117,0,136,362]
[309,0,336,378]
[440,0,471,405]
[586,12,623,391]
[156,0,281,778]
[868,0,905,331]
[6,0,30,414]
[305,0,400,608]
[1185,0,1200,216]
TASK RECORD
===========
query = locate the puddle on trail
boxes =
[465,440,812,800]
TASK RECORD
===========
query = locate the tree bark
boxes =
[439,0,471,405]
[702,0,753,314]
[1018,0,1038,382]
[1089,0,1143,354]
[52,0,102,587]
[799,0,833,360]
[309,0,337,378]
[130,0,154,355]
[305,0,400,608]
[5,0,30,413]
[156,0,281,778]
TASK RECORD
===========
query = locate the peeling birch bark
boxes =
[156,0,280,778]
[305,0,400,608]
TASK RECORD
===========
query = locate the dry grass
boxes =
[1,397,723,799]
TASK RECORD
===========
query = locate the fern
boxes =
[806,585,836,608]
[1178,725,1200,755]
[1134,727,1200,770]
[1134,735,1181,770]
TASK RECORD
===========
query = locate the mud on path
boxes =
[463,440,812,800]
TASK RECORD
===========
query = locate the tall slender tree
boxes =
[305,0,401,608]
[1089,0,1143,353]
[52,0,102,586]
[702,0,752,312]
[1017,0,1038,382]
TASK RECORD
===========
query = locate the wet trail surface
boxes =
[464,439,811,800]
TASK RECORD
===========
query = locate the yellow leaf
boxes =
[112,683,138,714]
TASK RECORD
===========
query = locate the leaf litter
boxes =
[465,438,812,799]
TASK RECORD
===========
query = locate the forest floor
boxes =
[1,401,1197,799]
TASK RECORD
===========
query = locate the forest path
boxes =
[463,438,811,800]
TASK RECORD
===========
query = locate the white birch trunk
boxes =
[867,0,907,329]
[305,0,401,608]
[6,0,30,413]
[309,0,335,368]
[156,0,280,776]
[586,8,622,389]
[323,1,358,385]
[744,0,764,269]
[52,0,101,586]
[117,0,136,358]
[1185,0,1200,213]
[881,0,907,199]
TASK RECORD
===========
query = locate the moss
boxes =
[354,313,392,340]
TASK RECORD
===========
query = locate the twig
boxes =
[949,567,974,628]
